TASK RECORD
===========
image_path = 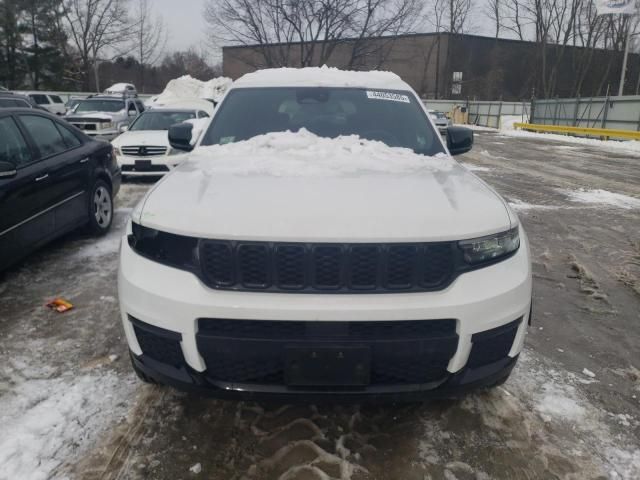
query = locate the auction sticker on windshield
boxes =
[366,91,410,103]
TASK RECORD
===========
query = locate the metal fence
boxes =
[423,99,530,128]
[531,96,640,131]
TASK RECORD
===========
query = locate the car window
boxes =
[50,95,64,104]
[56,123,82,148]
[19,115,68,158]
[75,99,124,113]
[30,94,50,105]
[198,111,209,118]
[135,101,145,112]
[0,116,32,166]
[130,111,197,131]
[201,87,445,156]
[2,98,30,108]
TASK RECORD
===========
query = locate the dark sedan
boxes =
[0,108,121,271]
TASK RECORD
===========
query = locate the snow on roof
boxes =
[104,83,135,93]
[191,128,453,177]
[233,66,412,91]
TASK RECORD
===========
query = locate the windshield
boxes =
[429,111,446,119]
[74,99,124,113]
[130,111,196,131]
[201,87,444,156]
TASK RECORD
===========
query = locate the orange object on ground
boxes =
[46,298,74,313]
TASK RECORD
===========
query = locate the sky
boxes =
[153,0,208,53]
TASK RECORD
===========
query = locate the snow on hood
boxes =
[190,129,455,177]
[136,129,512,242]
[150,75,232,105]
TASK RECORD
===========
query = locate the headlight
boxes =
[458,227,520,265]
[128,222,198,269]
[101,121,114,129]
[112,146,121,156]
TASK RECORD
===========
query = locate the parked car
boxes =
[111,106,211,177]
[66,94,146,140]
[0,108,121,272]
[428,109,452,134]
[65,96,84,113]
[24,92,67,115]
[119,68,532,400]
[104,83,137,97]
[0,91,46,110]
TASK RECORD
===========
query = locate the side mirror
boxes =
[119,125,129,133]
[128,110,137,117]
[168,123,194,152]
[0,160,17,179]
[447,126,473,156]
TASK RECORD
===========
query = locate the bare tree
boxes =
[501,0,527,40]
[446,0,473,34]
[204,0,422,69]
[63,0,133,90]
[131,0,168,92]
[484,0,502,38]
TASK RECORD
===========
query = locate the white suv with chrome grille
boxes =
[118,67,531,401]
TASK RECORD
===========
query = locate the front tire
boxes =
[88,179,113,235]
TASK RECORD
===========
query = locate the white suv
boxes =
[118,68,532,400]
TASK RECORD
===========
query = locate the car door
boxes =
[17,113,92,232]
[0,113,53,270]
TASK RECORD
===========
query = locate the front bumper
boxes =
[116,155,184,176]
[118,227,532,399]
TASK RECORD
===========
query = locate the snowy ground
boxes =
[1,132,639,479]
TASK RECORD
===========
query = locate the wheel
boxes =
[88,179,113,235]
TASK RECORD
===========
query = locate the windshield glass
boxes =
[74,99,124,113]
[201,87,444,156]
[130,111,196,131]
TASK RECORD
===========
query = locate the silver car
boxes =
[428,110,452,134]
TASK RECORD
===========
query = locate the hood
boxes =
[66,112,116,121]
[135,131,513,242]
[112,130,169,147]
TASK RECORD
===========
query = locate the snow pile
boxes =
[190,129,455,177]
[0,367,135,480]
[508,198,561,212]
[500,114,528,130]
[235,66,405,89]
[501,128,640,154]
[561,188,640,209]
[460,163,491,172]
[153,75,232,105]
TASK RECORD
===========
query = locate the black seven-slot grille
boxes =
[199,240,455,293]
[196,319,458,386]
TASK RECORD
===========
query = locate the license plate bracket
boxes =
[135,159,152,170]
[285,346,371,386]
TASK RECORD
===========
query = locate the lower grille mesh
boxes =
[197,319,458,386]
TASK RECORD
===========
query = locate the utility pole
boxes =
[618,18,632,97]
